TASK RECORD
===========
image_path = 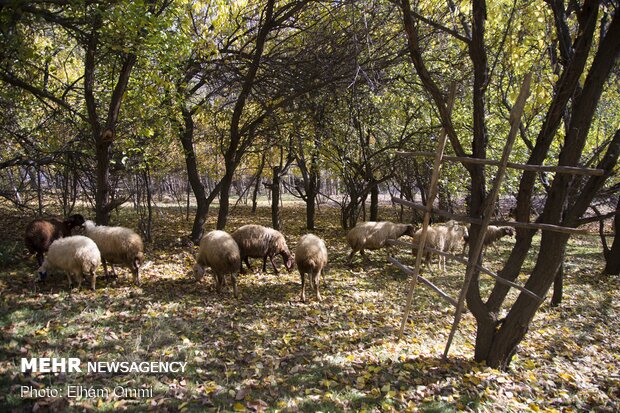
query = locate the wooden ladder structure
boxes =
[390,74,605,358]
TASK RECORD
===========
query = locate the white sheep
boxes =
[413,220,468,271]
[295,234,328,302]
[346,221,415,263]
[231,225,294,274]
[37,235,101,290]
[193,230,241,297]
[464,225,514,255]
[82,220,144,285]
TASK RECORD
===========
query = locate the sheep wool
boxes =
[413,221,468,271]
[38,235,100,290]
[194,230,241,297]
[347,221,415,262]
[231,224,294,274]
[83,220,144,285]
[24,214,85,268]
[296,234,328,302]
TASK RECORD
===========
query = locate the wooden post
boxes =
[398,82,457,340]
[443,73,532,359]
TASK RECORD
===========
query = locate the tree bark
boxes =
[271,166,281,230]
[252,153,266,213]
[179,108,217,243]
[550,262,564,307]
[369,180,379,221]
[604,195,620,275]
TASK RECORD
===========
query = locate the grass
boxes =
[0,203,618,412]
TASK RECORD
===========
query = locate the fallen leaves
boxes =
[0,206,618,411]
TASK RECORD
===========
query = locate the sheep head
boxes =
[503,227,515,237]
[64,214,85,229]
[36,263,48,281]
[282,251,295,272]
[192,263,206,280]
[403,224,416,237]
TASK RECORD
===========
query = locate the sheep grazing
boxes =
[231,225,294,274]
[464,225,515,254]
[413,220,469,271]
[24,214,85,269]
[193,230,241,297]
[82,220,144,285]
[37,235,101,290]
[346,221,415,263]
[296,234,328,302]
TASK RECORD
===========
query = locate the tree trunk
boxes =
[94,132,113,225]
[370,181,379,221]
[252,153,266,213]
[271,166,281,230]
[143,165,153,243]
[179,109,214,243]
[216,165,234,230]
[604,196,620,274]
[306,170,318,230]
[550,262,564,307]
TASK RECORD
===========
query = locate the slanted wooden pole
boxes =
[398,82,456,340]
[387,239,544,302]
[390,197,591,235]
[443,73,532,359]
[396,152,605,176]
[389,256,460,308]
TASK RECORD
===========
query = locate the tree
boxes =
[398,0,620,368]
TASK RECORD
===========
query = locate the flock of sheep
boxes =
[23,213,515,301]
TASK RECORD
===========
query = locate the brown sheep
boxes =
[231,225,294,274]
[24,214,85,272]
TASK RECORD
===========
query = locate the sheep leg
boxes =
[360,249,370,262]
[313,270,322,302]
[230,273,238,298]
[66,273,73,290]
[132,258,140,286]
[102,258,110,277]
[90,270,96,291]
[300,271,306,302]
[75,272,83,290]
[109,263,117,278]
[36,252,44,268]
[347,250,356,264]
[239,257,247,274]
[212,273,220,292]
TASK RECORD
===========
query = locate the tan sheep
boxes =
[296,234,328,302]
[193,230,241,298]
[413,220,468,271]
[464,225,515,255]
[83,220,144,285]
[37,235,100,290]
[231,225,294,274]
[346,221,415,263]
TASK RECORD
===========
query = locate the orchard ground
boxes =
[0,202,618,412]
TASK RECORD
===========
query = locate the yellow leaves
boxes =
[320,379,335,388]
[232,401,246,411]
[356,376,366,389]
[281,333,293,346]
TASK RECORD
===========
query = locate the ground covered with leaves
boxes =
[0,204,618,412]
